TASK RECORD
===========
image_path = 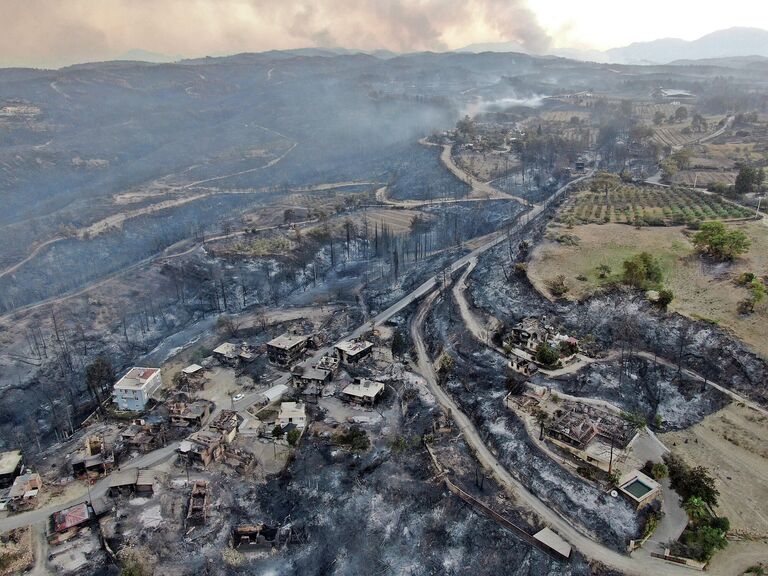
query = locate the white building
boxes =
[258,383,289,405]
[334,339,374,364]
[277,402,307,429]
[341,378,385,406]
[113,367,162,412]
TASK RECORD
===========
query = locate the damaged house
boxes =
[232,524,279,551]
[120,420,165,453]
[71,436,114,479]
[545,404,638,474]
[266,332,310,367]
[213,342,255,366]
[209,410,240,444]
[169,401,211,428]
[178,430,225,468]
[334,339,374,364]
[186,480,210,527]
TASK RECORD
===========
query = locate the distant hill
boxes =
[115,49,180,63]
[457,41,606,62]
[606,27,768,64]
[458,28,768,65]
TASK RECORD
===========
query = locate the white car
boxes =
[232,393,245,402]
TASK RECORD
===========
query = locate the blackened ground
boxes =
[542,358,729,431]
[469,241,768,411]
[230,391,601,576]
[424,293,642,551]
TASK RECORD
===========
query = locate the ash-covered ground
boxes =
[111,372,615,576]
[237,387,614,576]
[468,239,768,413]
[542,358,729,431]
[423,293,642,551]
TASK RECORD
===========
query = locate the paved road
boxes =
[349,172,592,340]
[0,442,180,534]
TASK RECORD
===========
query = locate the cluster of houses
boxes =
[0,450,42,512]
[507,388,660,510]
[506,318,579,376]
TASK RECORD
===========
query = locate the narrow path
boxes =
[29,522,49,576]
[419,138,530,205]
[0,236,63,280]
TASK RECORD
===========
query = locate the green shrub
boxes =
[535,342,560,367]
[334,426,370,451]
[287,428,301,446]
[651,463,669,480]
[622,252,663,289]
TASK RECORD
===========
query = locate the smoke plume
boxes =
[0,0,551,68]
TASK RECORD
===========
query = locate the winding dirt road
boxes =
[410,289,695,576]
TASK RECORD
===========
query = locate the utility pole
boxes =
[608,434,615,476]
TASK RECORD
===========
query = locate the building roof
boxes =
[659,88,695,98]
[0,450,22,476]
[533,527,572,558]
[182,364,204,374]
[108,468,139,488]
[213,343,238,358]
[278,402,306,420]
[342,379,385,399]
[115,367,159,390]
[334,340,373,356]
[136,470,156,487]
[52,502,91,532]
[299,367,331,382]
[267,332,309,350]
[8,473,41,499]
[260,384,289,403]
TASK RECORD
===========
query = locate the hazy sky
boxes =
[2,0,768,68]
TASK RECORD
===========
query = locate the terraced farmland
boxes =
[558,183,754,225]
[652,125,701,147]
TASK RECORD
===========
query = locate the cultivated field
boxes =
[672,170,738,188]
[633,102,685,122]
[699,141,765,167]
[528,221,768,358]
[539,110,591,123]
[454,149,517,181]
[653,124,706,148]
[558,183,753,225]
[351,208,435,235]
[661,403,768,535]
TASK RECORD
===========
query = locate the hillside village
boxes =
[0,45,767,576]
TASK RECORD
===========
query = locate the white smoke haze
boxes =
[0,0,551,68]
[464,94,547,116]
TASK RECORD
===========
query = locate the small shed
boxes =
[259,384,289,405]
[136,470,156,495]
[108,469,139,497]
[533,527,572,559]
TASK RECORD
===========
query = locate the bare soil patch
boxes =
[661,403,768,535]
[528,221,768,357]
